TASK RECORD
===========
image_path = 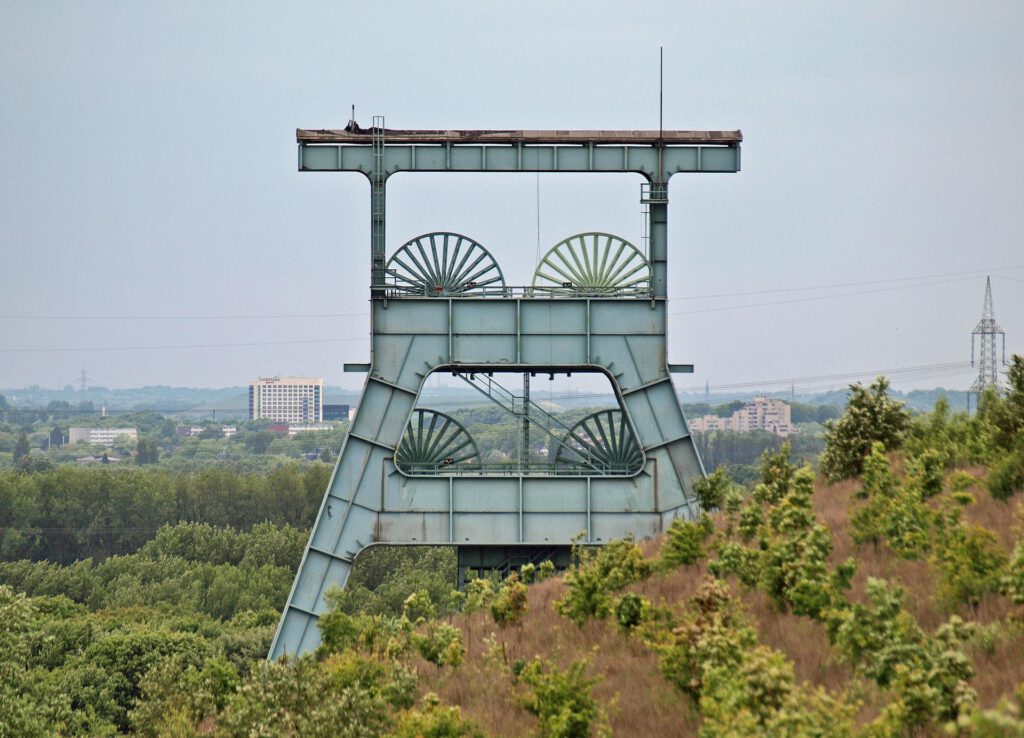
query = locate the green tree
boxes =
[13,431,30,461]
[517,657,607,738]
[136,437,160,465]
[820,377,910,482]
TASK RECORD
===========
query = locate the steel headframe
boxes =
[269,124,741,658]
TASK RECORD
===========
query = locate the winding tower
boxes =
[270,121,742,657]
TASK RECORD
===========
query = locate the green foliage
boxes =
[338,546,458,619]
[955,685,1024,737]
[413,622,465,668]
[516,657,607,738]
[0,464,329,563]
[393,693,484,738]
[978,356,1024,456]
[212,653,403,738]
[135,437,160,465]
[659,515,713,568]
[13,431,29,461]
[612,592,653,632]
[827,578,977,729]
[699,645,859,738]
[0,522,301,620]
[989,448,1024,501]
[713,453,853,620]
[491,572,528,627]
[0,585,71,737]
[850,443,932,559]
[555,539,651,626]
[932,509,1008,609]
[1003,542,1024,606]
[693,467,732,510]
[820,376,910,482]
[658,578,757,699]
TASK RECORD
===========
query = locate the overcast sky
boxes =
[1,1,1022,394]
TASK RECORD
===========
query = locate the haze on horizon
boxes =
[1,1,1022,395]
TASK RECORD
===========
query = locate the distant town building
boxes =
[175,425,237,438]
[689,397,795,437]
[287,424,336,436]
[69,427,139,445]
[323,404,350,422]
[248,376,323,423]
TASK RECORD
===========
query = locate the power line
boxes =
[0,336,369,354]
[2,265,1021,322]
[669,275,981,316]
[0,311,370,321]
[676,264,1024,301]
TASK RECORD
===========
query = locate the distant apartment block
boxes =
[69,427,139,445]
[248,376,323,423]
[689,397,795,437]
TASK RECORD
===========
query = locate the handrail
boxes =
[382,283,653,299]
[399,461,636,476]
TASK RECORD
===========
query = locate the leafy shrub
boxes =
[613,593,649,632]
[1000,542,1024,606]
[693,467,732,510]
[659,579,757,700]
[516,657,607,738]
[555,539,651,626]
[827,578,977,730]
[850,443,932,559]
[491,572,528,627]
[659,515,713,568]
[989,448,1024,501]
[933,516,1008,609]
[413,622,464,668]
[393,693,484,738]
[820,377,910,482]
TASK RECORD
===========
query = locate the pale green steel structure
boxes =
[269,125,742,658]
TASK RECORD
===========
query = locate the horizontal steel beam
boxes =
[298,128,742,145]
[299,143,740,178]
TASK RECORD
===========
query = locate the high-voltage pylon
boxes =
[269,123,742,658]
[968,276,1006,412]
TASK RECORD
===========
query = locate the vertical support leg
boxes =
[648,195,668,299]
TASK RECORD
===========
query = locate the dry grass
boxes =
[423,463,1023,736]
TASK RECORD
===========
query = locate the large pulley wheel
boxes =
[555,409,643,473]
[532,232,651,295]
[387,232,505,296]
[395,408,481,472]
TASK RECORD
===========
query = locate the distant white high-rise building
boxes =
[248,376,324,423]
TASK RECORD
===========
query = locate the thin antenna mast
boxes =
[659,46,663,140]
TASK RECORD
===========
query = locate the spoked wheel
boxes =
[395,409,481,473]
[386,232,505,295]
[555,409,643,473]
[532,232,651,295]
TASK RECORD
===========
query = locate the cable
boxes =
[675,264,1024,301]
[0,336,369,354]
[669,275,982,316]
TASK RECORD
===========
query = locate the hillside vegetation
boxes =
[2,358,1023,737]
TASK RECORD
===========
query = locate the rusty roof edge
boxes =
[296,128,743,145]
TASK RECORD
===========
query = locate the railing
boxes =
[382,283,653,299]
[397,461,638,476]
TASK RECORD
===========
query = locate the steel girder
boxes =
[270,297,704,658]
[270,129,740,659]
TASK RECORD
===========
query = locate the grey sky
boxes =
[1,1,1021,394]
